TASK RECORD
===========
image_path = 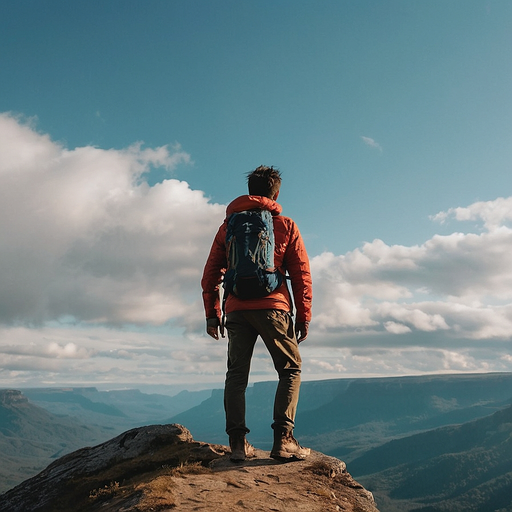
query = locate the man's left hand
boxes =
[295,321,309,343]
[206,317,225,340]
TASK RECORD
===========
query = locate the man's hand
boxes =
[295,321,309,343]
[206,317,225,340]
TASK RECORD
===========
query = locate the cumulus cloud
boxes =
[384,321,412,334]
[311,196,512,343]
[431,197,512,231]
[0,113,224,329]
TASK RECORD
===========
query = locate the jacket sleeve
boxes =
[201,224,227,320]
[283,221,312,323]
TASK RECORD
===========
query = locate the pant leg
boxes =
[247,310,302,432]
[224,311,259,435]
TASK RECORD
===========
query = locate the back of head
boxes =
[247,165,282,199]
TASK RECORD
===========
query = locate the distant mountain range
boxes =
[21,386,211,431]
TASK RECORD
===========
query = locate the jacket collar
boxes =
[226,195,282,217]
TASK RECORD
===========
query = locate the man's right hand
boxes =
[206,318,225,340]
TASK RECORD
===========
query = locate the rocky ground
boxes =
[0,424,379,512]
[157,449,378,512]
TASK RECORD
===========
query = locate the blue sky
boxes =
[1,1,512,391]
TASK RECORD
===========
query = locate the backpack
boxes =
[223,209,283,299]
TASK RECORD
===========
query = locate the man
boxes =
[201,166,312,462]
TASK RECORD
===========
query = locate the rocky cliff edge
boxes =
[0,424,379,512]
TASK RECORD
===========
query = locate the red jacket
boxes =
[201,195,312,323]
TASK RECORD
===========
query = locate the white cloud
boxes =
[310,195,512,343]
[384,321,412,334]
[1,340,94,359]
[0,113,224,329]
[309,359,347,373]
[431,197,512,231]
[378,303,450,332]
[361,136,383,151]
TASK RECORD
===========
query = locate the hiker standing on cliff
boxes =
[201,165,312,462]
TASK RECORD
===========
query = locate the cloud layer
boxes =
[1,113,512,388]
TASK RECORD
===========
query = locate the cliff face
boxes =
[0,424,379,512]
[0,390,28,407]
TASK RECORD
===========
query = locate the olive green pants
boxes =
[224,309,302,436]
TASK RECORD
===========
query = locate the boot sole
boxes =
[270,452,308,462]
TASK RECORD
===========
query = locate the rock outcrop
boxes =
[0,389,28,407]
[0,424,379,512]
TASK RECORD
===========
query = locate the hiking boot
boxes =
[270,429,310,461]
[229,434,255,462]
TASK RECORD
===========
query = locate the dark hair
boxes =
[246,165,282,199]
